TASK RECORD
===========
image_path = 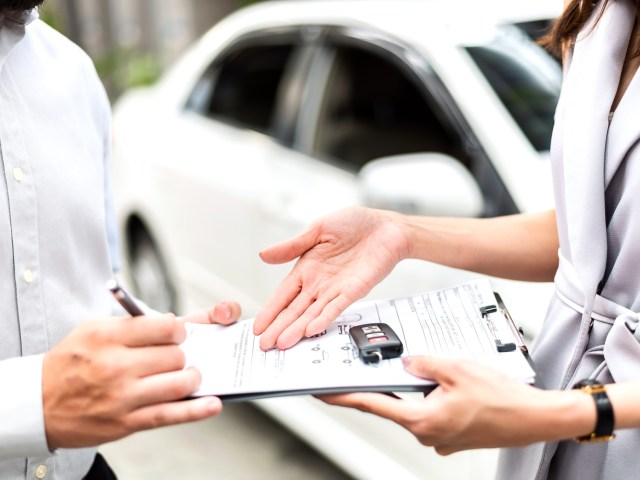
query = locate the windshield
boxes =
[465,24,562,152]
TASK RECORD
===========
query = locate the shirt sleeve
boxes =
[102,89,121,274]
[0,354,52,459]
[104,163,121,273]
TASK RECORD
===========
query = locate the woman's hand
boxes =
[253,206,409,350]
[319,356,595,455]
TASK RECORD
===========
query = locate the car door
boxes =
[146,34,307,313]
[260,26,552,334]
[155,28,358,315]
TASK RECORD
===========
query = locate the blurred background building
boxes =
[40,0,260,99]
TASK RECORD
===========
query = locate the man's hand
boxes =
[254,206,409,350]
[180,300,242,326]
[42,301,241,449]
[318,356,594,455]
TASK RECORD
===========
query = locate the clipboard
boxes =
[180,279,537,402]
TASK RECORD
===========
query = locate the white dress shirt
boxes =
[0,8,118,479]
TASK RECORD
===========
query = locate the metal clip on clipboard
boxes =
[480,293,529,356]
[480,293,540,388]
[494,292,529,356]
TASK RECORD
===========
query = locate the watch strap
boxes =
[572,379,615,443]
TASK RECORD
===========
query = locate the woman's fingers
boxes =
[275,291,342,349]
[258,289,316,350]
[319,392,420,427]
[259,224,318,264]
[402,356,460,387]
[253,274,302,336]
[255,207,404,349]
[305,294,352,337]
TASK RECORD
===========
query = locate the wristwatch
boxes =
[572,378,615,443]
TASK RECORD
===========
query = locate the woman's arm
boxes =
[320,356,638,455]
[402,209,558,281]
[255,207,558,350]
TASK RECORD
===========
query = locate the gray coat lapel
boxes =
[561,0,634,301]
[605,72,640,186]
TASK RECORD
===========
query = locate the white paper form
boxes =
[181,279,535,399]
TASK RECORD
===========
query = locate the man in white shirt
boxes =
[0,2,240,478]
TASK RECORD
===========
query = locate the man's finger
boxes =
[179,309,210,325]
[126,396,222,432]
[125,345,186,377]
[181,302,241,326]
[117,314,185,347]
[214,301,241,325]
[129,367,202,407]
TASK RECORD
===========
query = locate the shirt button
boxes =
[12,167,24,182]
[23,269,33,283]
[35,464,47,478]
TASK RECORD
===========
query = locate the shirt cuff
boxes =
[0,354,52,459]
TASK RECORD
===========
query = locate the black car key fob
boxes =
[349,323,404,364]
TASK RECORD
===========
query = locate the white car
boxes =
[112,1,562,478]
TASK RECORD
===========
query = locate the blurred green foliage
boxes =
[93,47,162,99]
[38,5,161,100]
[38,7,64,32]
[37,1,265,100]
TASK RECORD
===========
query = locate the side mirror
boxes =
[359,153,485,217]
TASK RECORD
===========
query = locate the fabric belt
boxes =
[555,252,640,383]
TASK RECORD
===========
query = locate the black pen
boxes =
[107,278,145,316]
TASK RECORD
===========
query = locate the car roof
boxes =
[154,0,561,109]
[207,0,562,47]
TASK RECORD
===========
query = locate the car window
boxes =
[186,43,295,133]
[313,44,469,172]
[465,25,562,152]
[515,20,552,41]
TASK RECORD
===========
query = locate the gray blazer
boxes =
[497,1,640,479]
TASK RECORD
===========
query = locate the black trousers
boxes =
[83,453,118,480]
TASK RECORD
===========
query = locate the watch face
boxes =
[573,378,598,389]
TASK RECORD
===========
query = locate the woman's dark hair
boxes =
[540,0,640,58]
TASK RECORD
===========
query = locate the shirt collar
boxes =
[0,8,38,71]
[0,7,38,25]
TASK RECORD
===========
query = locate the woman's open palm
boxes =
[253,206,409,350]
